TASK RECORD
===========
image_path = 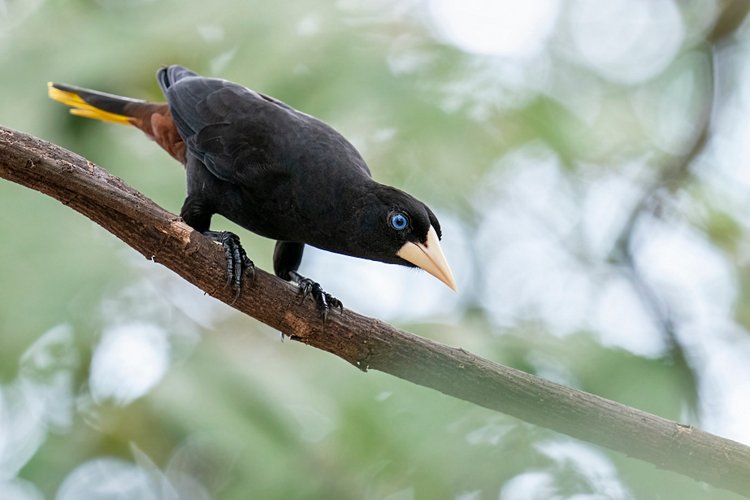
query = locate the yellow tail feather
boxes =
[47,82,132,126]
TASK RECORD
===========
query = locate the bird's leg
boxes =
[274,241,342,318]
[289,271,343,319]
[180,194,254,300]
[203,231,255,298]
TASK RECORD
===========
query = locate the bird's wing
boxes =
[165,76,300,183]
[165,71,373,184]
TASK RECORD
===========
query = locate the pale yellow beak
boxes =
[396,226,457,291]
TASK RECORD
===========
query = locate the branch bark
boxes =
[1,126,749,496]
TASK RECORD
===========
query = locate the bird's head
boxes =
[358,184,457,291]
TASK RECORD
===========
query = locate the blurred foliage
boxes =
[2,0,750,499]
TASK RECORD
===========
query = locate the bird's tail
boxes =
[47,82,146,126]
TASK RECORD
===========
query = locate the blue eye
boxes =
[390,212,409,231]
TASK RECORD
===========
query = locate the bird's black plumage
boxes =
[49,65,456,314]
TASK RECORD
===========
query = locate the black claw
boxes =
[289,271,343,319]
[329,296,344,313]
[203,230,254,300]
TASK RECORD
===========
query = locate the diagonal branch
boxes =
[1,125,749,496]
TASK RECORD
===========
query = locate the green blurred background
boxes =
[2,0,750,498]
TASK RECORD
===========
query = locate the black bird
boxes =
[48,65,456,314]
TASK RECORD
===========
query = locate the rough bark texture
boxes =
[1,126,749,496]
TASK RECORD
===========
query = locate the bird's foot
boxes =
[204,230,254,300]
[289,271,343,319]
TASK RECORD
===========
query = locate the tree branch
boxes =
[1,126,749,496]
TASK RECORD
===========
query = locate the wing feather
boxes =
[159,65,371,184]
